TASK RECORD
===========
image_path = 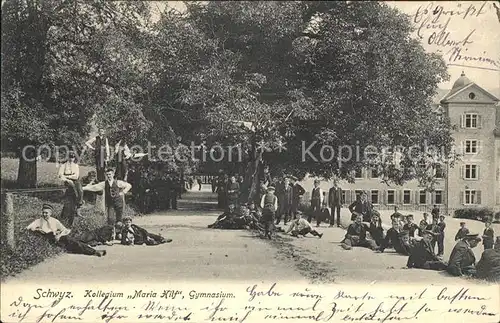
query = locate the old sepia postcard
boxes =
[1,1,499,322]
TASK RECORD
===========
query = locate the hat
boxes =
[267,186,275,191]
[460,221,466,225]
[42,204,53,211]
[464,233,481,241]
[407,214,414,219]
[372,210,380,217]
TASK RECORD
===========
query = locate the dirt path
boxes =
[3,186,493,285]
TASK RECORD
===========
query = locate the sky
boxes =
[152,1,499,91]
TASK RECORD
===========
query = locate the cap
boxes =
[42,204,53,211]
[372,210,381,217]
[407,214,414,219]
[267,186,275,191]
[460,221,466,225]
[122,216,133,222]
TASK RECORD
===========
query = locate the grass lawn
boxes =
[0,157,137,280]
[1,157,94,188]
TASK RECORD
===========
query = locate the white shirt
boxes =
[58,162,79,180]
[26,217,71,241]
[83,180,132,194]
[287,218,312,233]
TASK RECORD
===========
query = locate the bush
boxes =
[454,208,494,222]
[494,211,500,223]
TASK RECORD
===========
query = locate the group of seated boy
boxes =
[26,204,172,257]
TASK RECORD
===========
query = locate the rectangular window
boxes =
[387,190,395,205]
[464,113,478,128]
[419,190,427,205]
[370,168,379,178]
[464,190,477,205]
[371,190,379,205]
[354,169,363,179]
[435,190,443,205]
[355,190,363,199]
[464,164,478,180]
[435,164,444,179]
[403,190,411,205]
[465,139,478,154]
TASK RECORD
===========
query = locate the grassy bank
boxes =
[0,158,138,280]
[0,194,138,280]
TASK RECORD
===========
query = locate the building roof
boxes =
[432,72,500,105]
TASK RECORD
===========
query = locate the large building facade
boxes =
[308,73,500,214]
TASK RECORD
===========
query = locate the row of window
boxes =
[353,163,481,180]
[340,189,481,205]
[353,166,444,179]
[341,189,443,205]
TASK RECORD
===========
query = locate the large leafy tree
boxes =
[148,1,452,201]
[1,0,150,187]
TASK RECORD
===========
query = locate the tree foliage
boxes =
[2,1,453,191]
[147,1,452,193]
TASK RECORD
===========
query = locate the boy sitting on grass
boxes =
[286,211,323,238]
[26,204,106,257]
[119,216,172,246]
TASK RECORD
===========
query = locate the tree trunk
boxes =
[17,147,37,188]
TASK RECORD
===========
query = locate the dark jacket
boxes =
[344,222,370,242]
[455,227,470,241]
[447,240,476,276]
[121,224,166,246]
[482,227,494,247]
[77,225,115,246]
[379,228,410,255]
[328,187,342,207]
[348,200,372,222]
[403,223,418,238]
[437,222,446,237]
[407,239,440,268]
[475,249,500,282]
[292,184,305,202]
[369,222,384,245]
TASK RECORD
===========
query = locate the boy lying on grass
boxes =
[26,204,106,257]
[119,216,172,246]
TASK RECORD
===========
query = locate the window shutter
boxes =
[477,115,483,129]
[351,190,355,203]
[415,191,419,205]
[461,141,465,155]
[460,191,464,205]
[477,165,480,180]
[382,190,386,205]
[477,140,482,154]
[442,190,447,206]
[431,192,435,205]
[400,190,404,204]
[460,114,465,128]
[460,165,464,179]
[477,191,481,204]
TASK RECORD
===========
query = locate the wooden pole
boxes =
[2,193,16,250]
